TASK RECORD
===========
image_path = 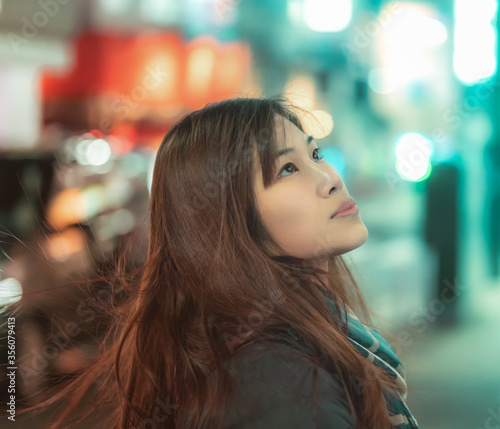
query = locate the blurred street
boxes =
[401,279,500,429]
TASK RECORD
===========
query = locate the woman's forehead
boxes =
[274,116,303,149]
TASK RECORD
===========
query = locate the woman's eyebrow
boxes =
[274,135,314,160]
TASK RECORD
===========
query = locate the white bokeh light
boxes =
[394,132,433,181]
[454,0,498,84]
[75,138,112,166]
[303,0,352,32]
[385,10,448,47]
[371,3,449,94]
[0,278,22,307]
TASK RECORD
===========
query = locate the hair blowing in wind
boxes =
[20,97,402,429]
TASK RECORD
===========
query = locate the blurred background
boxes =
[0,0,499,427]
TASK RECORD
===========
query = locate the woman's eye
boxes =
[279,163,298,177]
[277,148,324,178]
[313,148,324,160]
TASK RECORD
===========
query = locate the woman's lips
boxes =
[330,200,358,218]
[333,204,359,218]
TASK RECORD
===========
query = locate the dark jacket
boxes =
[221,331,356,429]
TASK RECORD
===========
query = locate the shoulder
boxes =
[222,339,356,429]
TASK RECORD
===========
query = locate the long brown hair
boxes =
[20,97,401,428]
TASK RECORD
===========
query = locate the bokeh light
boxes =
[46,228,86,262]
[0,278,22,307]
[284,75,316,111]
[301,110,334,139]
[394,132,433,182]
[303,0,352,32]
[75,138,112,166]
[454,0,498,84]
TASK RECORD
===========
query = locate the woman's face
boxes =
[253,117,368,263]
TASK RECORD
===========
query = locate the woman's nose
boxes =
[317,163,343,197]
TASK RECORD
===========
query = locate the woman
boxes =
[24,97,419,428]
